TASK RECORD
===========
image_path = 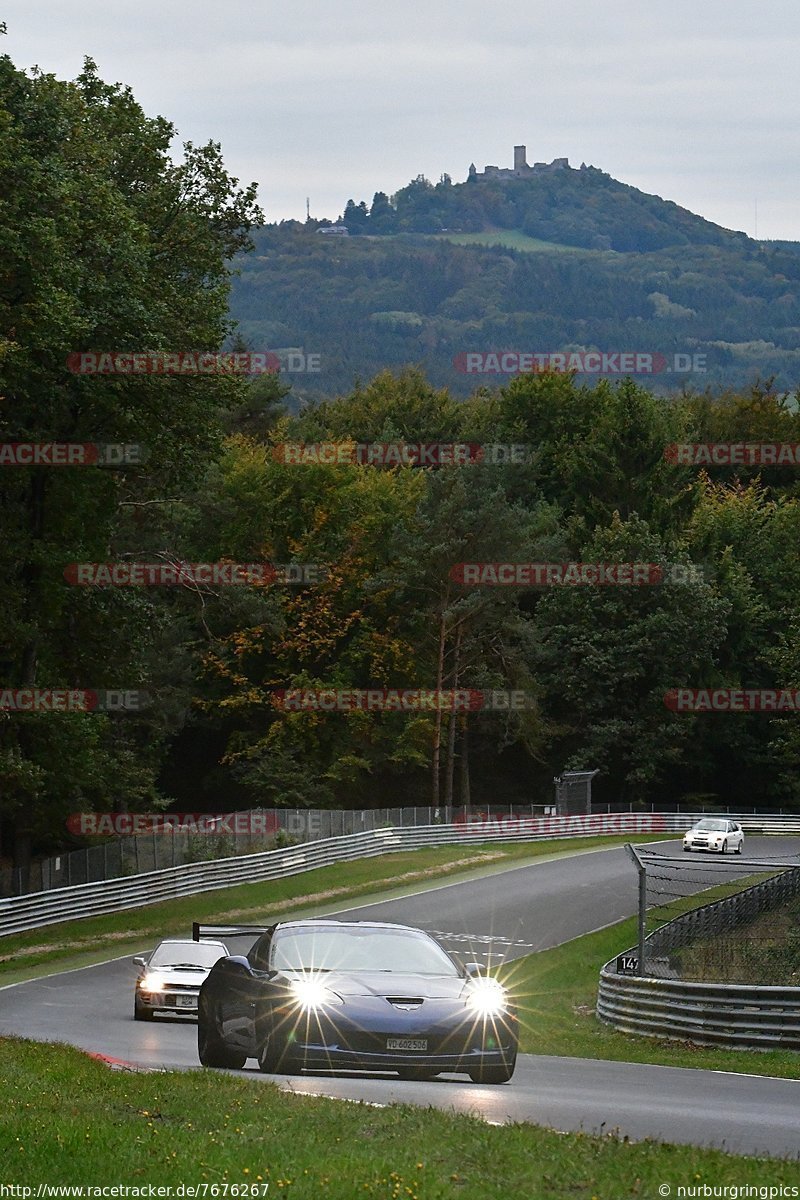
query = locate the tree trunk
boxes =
[431,607,447,806]
[444,624,462,808]
[460,713,471,809]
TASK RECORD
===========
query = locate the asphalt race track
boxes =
[2,837,800,1159]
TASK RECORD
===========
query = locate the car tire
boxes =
[683,846,690,853]
[469,1059,516,1084]
[469,1048,517,1084]
[134,996,154,1021]
[721,839,727,854]
[256,1022,299,1075]
[197,999,246,1070]
[736,841,743,854]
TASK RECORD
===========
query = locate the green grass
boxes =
[505,917,800,1079]
[0,836,662,985]
[430,229,588,254]
[0,1037,796,1194]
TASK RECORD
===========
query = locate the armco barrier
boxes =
[8,806,800,899]
[0,812,666,937]
[597,971,800,1049]
[3,810,799,938]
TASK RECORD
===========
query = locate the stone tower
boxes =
[513,145,528,172]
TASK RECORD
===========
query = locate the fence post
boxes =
[625,843,647,977]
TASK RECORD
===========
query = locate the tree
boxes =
[369,192,395,234]
[0,52,262,865]
[343,199,369,233]
[527,514,729,801]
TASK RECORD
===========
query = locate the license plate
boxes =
[175,995,195,1008]
[387,1037,428,1051]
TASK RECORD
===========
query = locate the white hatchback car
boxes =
[133,938,229,1020]
[683,818,744,855]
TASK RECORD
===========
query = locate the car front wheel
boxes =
[134,995,154,1021]
[469,1048,517,1084]
[721,839,727,854]
[256,1013,300,1075]
[197,1000,246,1069]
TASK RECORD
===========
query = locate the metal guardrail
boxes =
[0,812,667,937]
[597,971,800,1049]
[3,809,800,939]
[9,803,800,900]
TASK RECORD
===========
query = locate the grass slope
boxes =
[1,1037,796,1194]
[430,230,585,254]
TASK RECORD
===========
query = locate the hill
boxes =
[340,163,750,253]
[228,164,800,401]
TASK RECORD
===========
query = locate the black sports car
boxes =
[194,919,518,1083]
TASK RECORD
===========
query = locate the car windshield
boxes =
[149,942,225,969]
[270,926,460,976]
[694,819,728,832]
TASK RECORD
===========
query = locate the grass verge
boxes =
[0,1037,795,1195]
[505,916,800,1079]
[0,836,662,985]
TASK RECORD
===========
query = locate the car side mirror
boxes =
[465,962,483,977]
[132,956,146,969]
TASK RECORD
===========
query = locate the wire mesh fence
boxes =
[2,802,563,898]
[630,845,800,984]
[4,799,799,900]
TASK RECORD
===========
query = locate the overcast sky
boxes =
[4,1,800,238]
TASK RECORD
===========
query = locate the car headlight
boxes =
[466,978,509,1019]
[139,974,165,992]
[288,976,343,1011]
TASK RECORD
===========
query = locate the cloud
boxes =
[3,0,799,237]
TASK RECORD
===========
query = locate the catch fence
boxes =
[5,802,799,899]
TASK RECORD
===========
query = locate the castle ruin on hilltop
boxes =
[469,145,582,181]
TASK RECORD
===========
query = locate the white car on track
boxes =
[683,818,744,855]
[133,938,229,1020]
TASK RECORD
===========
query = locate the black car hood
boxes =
[280,970,468,1000]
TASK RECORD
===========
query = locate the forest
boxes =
[3,53,800,870]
